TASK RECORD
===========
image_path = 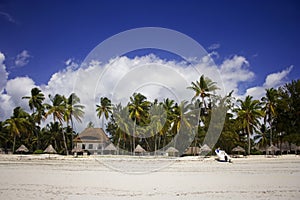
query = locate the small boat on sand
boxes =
[215,148,232,162]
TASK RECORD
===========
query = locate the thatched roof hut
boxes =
[166,147,179,157]
[184,147,200,155]
[104,143,117,154]
[267,145,280,152]
[200,144,212,152]
[16,145,29,153]
[105,143,117,151]
[166,147,179,153]
[43,145,57,154]
[74,128,109,143]
[266,145,280,155]
[134,144,146,154]
[280,142,290,152]
[232,146,245,153]
[290,143,298,151]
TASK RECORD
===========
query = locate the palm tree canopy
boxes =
[261,88,278,123]
[236,95,264,128]
[64,93,85,124]
[45,94,65,123]
[128,93,150,123]
[235,95,264,154]
[96,97,112,120]
[187,75,220,102]
[22,87,45,111]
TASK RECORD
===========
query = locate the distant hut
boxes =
[166,147,179,157]
[43,144,57,154]
[104,143,117,155]
[16,145,29,154]
[297,146,300,155]
[200,144,212,156]
[266,145,280,156]
[184,147,200,156]
[280,142,290,154]
[290,143,298,153]
[232,146,245,156]
[134,144,146,155]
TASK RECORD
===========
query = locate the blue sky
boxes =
[0,0,300,129]
[1,0,299,84]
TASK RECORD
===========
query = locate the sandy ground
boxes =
[0,154,299,200]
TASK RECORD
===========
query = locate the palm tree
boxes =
[187,75,219,130]
[96,97,112,129]
[172,101,197,154]
[187,75,219,109]
[235,95,263,155]
[113,105,132,153]
[261,88,278,146]
[64,93,85,148]
[45,94,68,155]
[4,107,32,152]
[128,93,150,154]
[22,87,45,150]
[22,87,45,114]
[147,102,166,153]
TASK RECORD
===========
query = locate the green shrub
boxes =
[33,149,44,154]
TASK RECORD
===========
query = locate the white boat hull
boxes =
[215,149,231,162]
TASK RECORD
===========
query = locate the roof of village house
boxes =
[74,128,109,143]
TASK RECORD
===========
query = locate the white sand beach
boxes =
[0,155,299,200]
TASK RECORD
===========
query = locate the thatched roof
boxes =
[74,128,109,143]
[290,143,298,151]
[134,144,146,153]
[232,146,245,153]
[16,144,29,152]
[166,147,179,153]
[200,144,212,152]
[267,145,280,152]
[184,147,200,155]
[104,143,117,151]
[279,141,289,151]
[72,146,84,153]
[43,144,57,154]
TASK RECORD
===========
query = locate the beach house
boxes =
[73,128,110,154]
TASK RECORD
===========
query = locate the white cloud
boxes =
[0,53,293,132]
[0,77,37,119]
[0,11,16,24]
[208,43,221,50]
[219,55,254,95]
[264,66,293,88]
[64,58,79,70]
[6,77,36,111]
[15,50,31,67]
[245,66,293,99]
[0,52,8,93]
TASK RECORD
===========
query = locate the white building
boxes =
[74,128,110,154]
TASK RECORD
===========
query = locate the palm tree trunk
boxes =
[60,122,69,156]
[154,134,157,156]
[133,119,136,155]
[62,130,68,155]
[247,123,251,155]
[269,120,273,146]
[13,134,16,153]
[70,116,74,149]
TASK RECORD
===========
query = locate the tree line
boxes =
[0,75,299,155]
